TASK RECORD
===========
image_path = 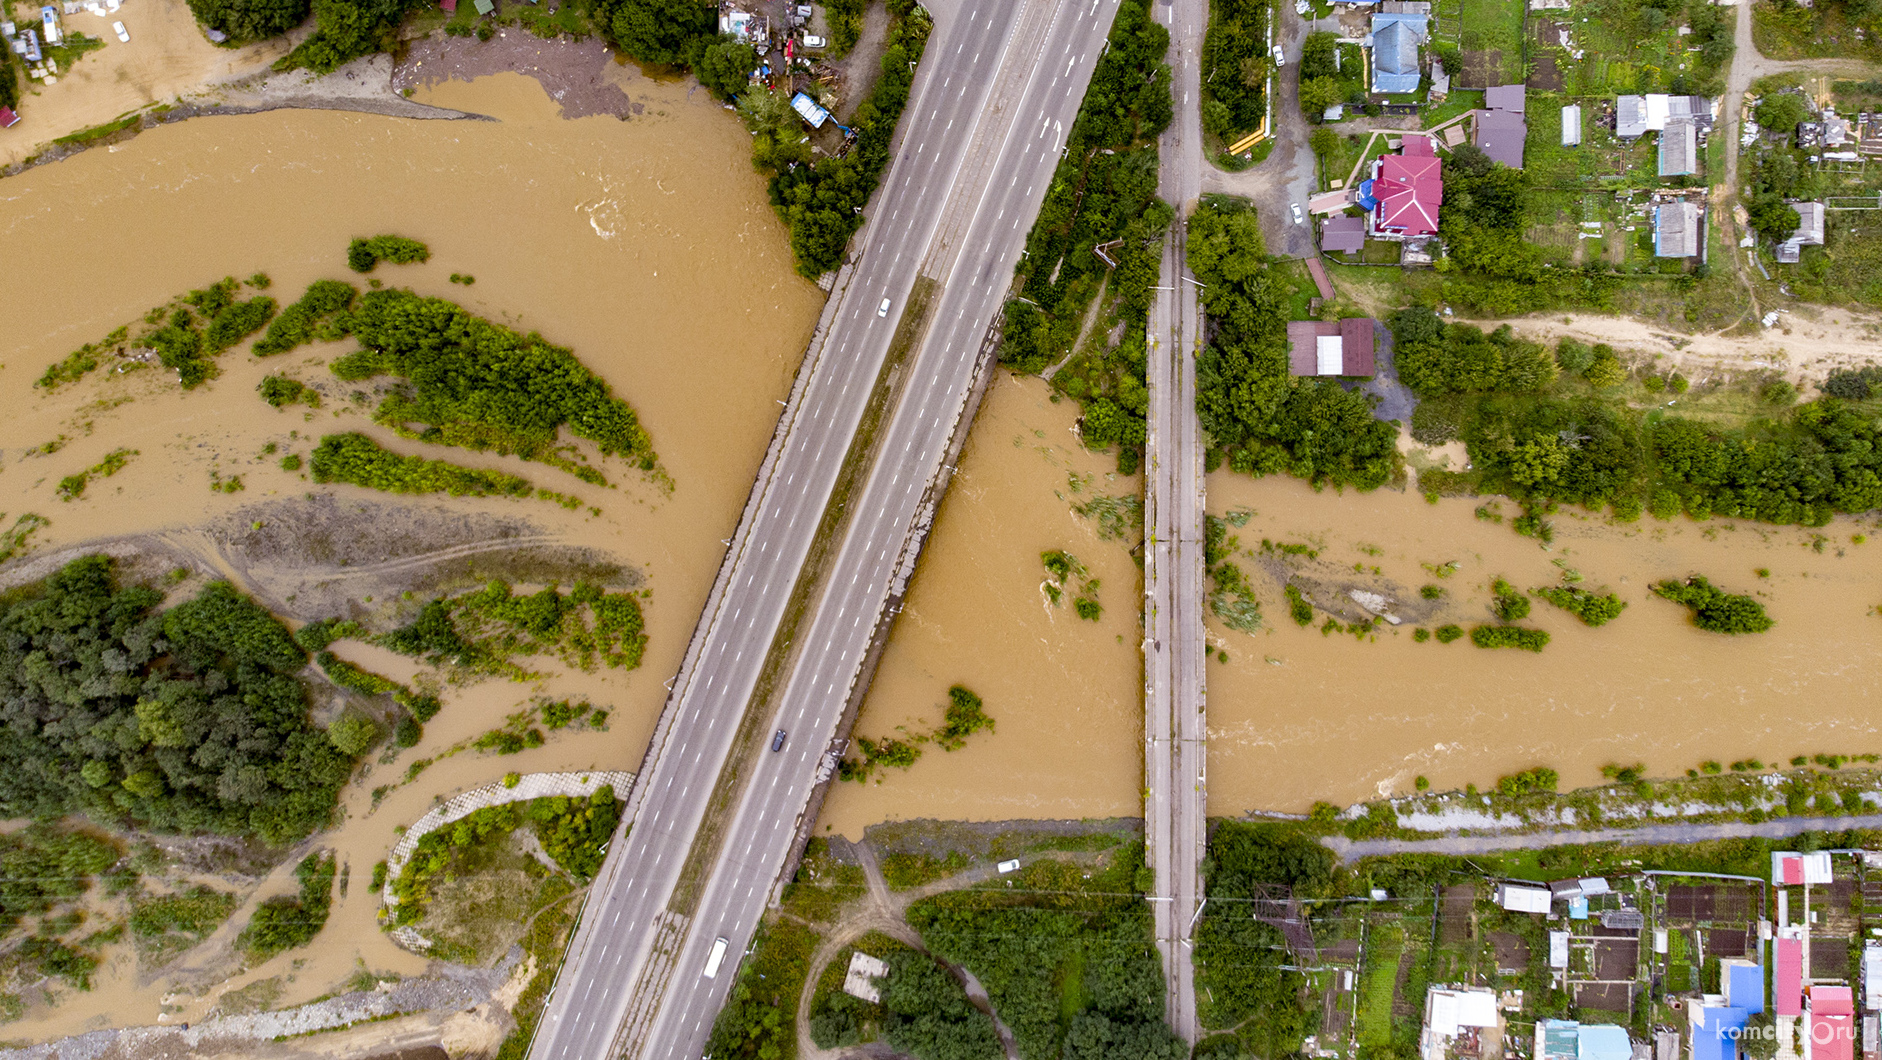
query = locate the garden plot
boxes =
[1436,0,1526,87]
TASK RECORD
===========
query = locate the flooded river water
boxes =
[817,375,1144,838]
[1205,473,1882,815]
[0,71,822,1035]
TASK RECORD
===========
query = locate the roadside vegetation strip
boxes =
[664,273,942,921]
[381,771,634,907]
[1001,0,1173,476]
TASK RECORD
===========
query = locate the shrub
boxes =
[253,280,355,357]
[346,235,430,273]
[310,433,534,498]
[1496,766,1559,796]
[1535,585,1627,627]
[1434,623,1464,643]
[239,851,335,960]
[1469,625,1550,651]
[1284,584,1314,625]
[326,711,379,755]
[1490,578,1530,622]
[258,375,310,407]
[1651,576,1774,634]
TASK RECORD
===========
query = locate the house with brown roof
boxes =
[1286,319,1377,377]
[1321,214,1366,255]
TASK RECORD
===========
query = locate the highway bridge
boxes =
[525,1,1121,1057]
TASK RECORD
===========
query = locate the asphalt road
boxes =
[525,2,1120,1059]
[1144,0,1208,1041]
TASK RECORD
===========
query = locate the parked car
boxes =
[802,32,826,48]
[1291,202,1304,225]
[1271,44,1285,66]
[111,20,127,41]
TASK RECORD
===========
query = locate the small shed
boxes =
[1475,109,1527,168]
[1496,883,1552,913]
[1284,319,1376,377]
[1321,214,1366,254]
[1485,83,1526,113]
[1562,104,1582,146]
[843,950,889,1003]
[1653,201,1700,259]
[1658,119,1696,177]
[791,91,831,129]
[0,106,16,128]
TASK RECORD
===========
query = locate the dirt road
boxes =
[1461,306,1882,385]
[1325,810,1882,861]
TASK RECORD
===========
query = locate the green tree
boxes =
[1310,126,1340,162]
[1754,93,1810,140]
[599,0,716,67]
[696,38,758,100]
[326,711,379,755]
[1299,76,1343,117]
[185,0,309,42]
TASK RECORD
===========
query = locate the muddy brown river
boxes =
[0,71,822,1036]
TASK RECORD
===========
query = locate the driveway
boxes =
[1199,5,1330,258]
[1355,318,1415,423]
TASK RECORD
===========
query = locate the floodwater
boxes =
[1205,473,1882,815]
[817,375,1144,839]
[0,71,823,1035]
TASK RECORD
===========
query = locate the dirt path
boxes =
[1457,306,1882,385]
[1324,810,1882,861]
[1200,6,1318,258]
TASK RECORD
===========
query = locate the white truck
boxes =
[702,936,730,979]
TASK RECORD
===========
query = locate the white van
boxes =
[703,936,730,979]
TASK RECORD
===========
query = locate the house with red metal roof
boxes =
[1810,985,1856,1060]
[1284,319,1377,377]
[1363,134,1443,240]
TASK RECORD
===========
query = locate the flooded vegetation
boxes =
[1206,472,1882,815]
[0,69,821,1039]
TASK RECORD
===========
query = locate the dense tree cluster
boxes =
[185,0,308,43]
[1001,0,1171,471]
[1297,32,1364,121]
[768,1,930,276]
[137,277,278,388]
[1195,824,1336,1055]
[1199,0,1268,141]
[310,432,535,497]
[810,945,1003,1056]
[0,557,352,844]
[1651,575,1774,634]
[1393,313,1882,525]
[590,0,716,67]
[908,854,1184,1060]
[0,45,19,110]
[282,0,429,73]
[335,288,656,470]
[1187,201,1399,489]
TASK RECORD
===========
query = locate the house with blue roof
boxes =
[1690,1004,1751,1060]
[1370,12,1428,94]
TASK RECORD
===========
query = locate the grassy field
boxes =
[1754,0,1882,61]
[1537,0,1715,95]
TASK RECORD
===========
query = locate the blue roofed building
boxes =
[1578,1024,1633,1060]
[1690,1004,1751,1060]
[1370,12,1428,94]
[1722,958,1764,1014]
